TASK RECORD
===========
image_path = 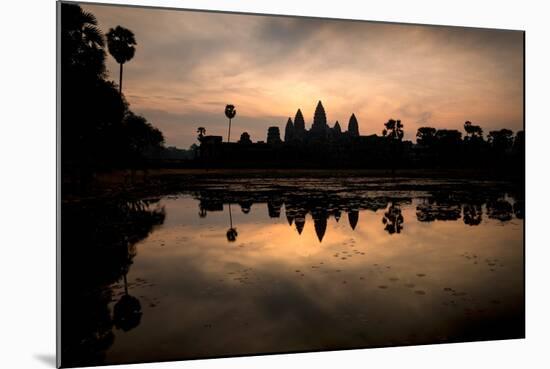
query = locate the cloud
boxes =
[85,3,523,147]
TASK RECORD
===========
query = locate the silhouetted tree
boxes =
[464,121,483,140]
[61,4,106,79]
[61,4,165,187]
[197,127,206,141]
[382,119,404,141]
[225,104,237,142]
[106,26,136,95]
[488,129,514,152]
[122,112,165,166]
[416,127,437,146]
[513,130,525,153]
[434,129,462,166]
[382,119,404,173]
[512,130,525,175]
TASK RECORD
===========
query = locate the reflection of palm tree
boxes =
[106,26,136,95]
[463,204,483,226]
[382,202,404,234]
[486,199,513,221]
[225,104,237,142]
[226,203,238,242]
[113,273,142,332]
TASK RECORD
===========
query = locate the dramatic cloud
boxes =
[85,3,524,148]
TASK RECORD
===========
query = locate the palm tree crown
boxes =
[225,104,237,142]
[106,26,136,95]
[106,26,136,64]
[62,4,105,77]
[225,105,236,120]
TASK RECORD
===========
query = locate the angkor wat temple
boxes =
[198,100,408,168]
[282,100,360,143]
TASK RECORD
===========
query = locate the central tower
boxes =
[311,100,328,133]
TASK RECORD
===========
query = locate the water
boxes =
[61,178,524,366]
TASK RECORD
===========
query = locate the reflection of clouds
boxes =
[86,4,523,148]
[104,195,523,363]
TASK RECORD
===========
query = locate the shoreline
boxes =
[62,168,524,203]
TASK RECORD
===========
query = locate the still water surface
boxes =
[61,178,524,366]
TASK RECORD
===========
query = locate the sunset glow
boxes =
[86,4,523,148]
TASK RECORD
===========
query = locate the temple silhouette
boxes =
[197,100,407,168]
[190,99,524,173]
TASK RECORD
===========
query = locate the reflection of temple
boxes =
[198,100,413,167]
[195,188,523,242]
[197,193,390,242]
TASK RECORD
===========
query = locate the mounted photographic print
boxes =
[58,0,525,367]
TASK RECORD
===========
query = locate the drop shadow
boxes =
[33,354,57,367]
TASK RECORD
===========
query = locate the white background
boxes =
[1,0,548,368]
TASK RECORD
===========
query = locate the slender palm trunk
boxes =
[227,118,232,142]
[228,203,233,228]
[119,63,123,95]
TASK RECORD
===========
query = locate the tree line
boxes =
[61,4,165,184]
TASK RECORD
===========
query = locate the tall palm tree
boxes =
[225,104,237,142]
[106,26,137,95]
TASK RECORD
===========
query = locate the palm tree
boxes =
[61,3,106,77]
[225,104,237,142]
[106,26,137,95]
[382,119,404,174]
[197,127,206,141]
[382,119,404,140]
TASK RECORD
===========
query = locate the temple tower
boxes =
[333,121,342,135]
[284,117,295,142]
[311,100,328,133]
[294,109,306,140]
[267,126,282,144]
[348,113,360,137]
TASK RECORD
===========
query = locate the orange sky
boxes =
[85,3,524,148]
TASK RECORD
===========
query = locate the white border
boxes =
[2,0,549,368]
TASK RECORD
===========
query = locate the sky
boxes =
[84,3,524,149]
